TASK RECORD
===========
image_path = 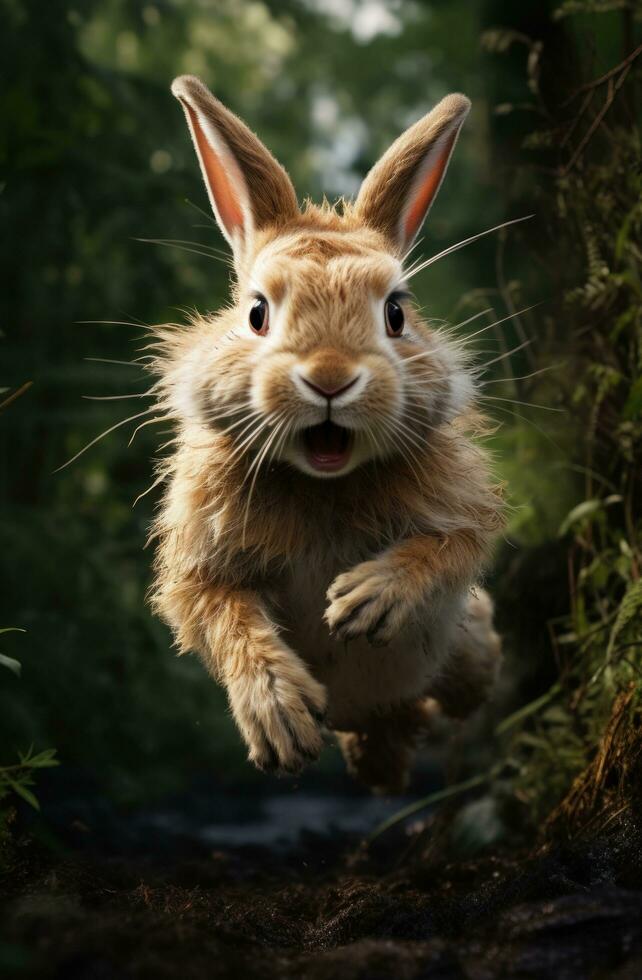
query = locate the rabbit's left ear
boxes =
[355,94,470,254]
[171,75,299,259]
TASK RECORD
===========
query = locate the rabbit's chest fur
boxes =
[274,550,464,731]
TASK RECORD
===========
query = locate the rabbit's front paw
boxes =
[228,658,327,775]
[325,560,419,646]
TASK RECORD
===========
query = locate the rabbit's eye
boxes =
[249,296,269,335]
[385,298,405,337]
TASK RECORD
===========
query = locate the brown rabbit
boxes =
[149,75,503,793]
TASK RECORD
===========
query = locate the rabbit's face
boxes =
[169,76,473,478]
[231,225,468,478]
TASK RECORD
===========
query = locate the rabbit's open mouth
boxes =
[302,421,353,473]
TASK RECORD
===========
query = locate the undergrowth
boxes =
[489,4,642,839]
[0,389,58,857]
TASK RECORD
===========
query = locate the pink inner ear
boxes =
[403,129,457,244]
[182,100,244,236]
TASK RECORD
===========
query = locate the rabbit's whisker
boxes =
[54,407,158,472]
[184,197,218,227]
[82,392,154,401]
[134,238,228,263]
[476,339,533,372]
[219,409,263,436]
[241,415,289,548]
[400,392,448,430]
[199,403,258,433]
[483,401,563,452]
[480,394,564,414]
[398,409,458,470]
[401,305,537,368]
[388,412,429,456]
[363,419,386,458]
[450,308,493,334]
[84,357,145,368]
[226,413,279,466]
[402,411,442,439]
[241,414,288,486]
[400,235,425,266]
[463,305,539,344]
[271,417,294,464]
[401,404,445,438]
[200,397,253,416]
[218,414,266,448]
[138,236,228,259]
[377,416,424,489]
[405,214,533,281]
[230,411,276,450]
[400,345,441,365]
[129,416,172,446]
[77,319,149,330]
[388,422,424,470]
[200,403,257,430]
[480,363,563,387]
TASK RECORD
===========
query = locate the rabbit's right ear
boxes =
[171,76,299,259]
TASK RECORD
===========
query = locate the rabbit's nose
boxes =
[300,374,360,400]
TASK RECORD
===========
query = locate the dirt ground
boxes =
[3,819,642,980]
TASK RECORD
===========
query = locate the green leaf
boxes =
[26,749,59,769]
[5,776,40,811]
[0,627,27,635]
[607,579,642,659]
[17,744,34,765]
[367,771,491,844]
[513,732,548,749]
[495,684,560,735]
[540,705,571,725]
[480,28,530,52]
[0,653,21,677]
[624,376,642,420]
[559,495,622,536]
[610,308,636,342]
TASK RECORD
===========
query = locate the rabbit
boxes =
[149,74,504,794]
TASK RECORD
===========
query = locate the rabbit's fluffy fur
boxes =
[149,75,504,792]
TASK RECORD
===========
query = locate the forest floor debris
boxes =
[2,821,642,979]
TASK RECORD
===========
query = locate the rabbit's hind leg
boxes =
[427,587,501,720]
[336,698,437,795]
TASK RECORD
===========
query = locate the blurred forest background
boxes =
[1,0,640,855]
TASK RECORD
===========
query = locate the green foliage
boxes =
[488,3,642,832]
[0,622,58,844]
[0,743,59,856]
[553,0,637,19]
[0,747,59,814]
[1,367,58,839]
[0,746,59,861]
[0,628,26,678]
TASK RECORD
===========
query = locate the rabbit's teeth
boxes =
[302,421,352,473]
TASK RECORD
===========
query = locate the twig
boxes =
[0,381,33,412]
[495,232,535,376]
[561,88,594,148]
[562,64,632,175]
[561,42,642,106]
